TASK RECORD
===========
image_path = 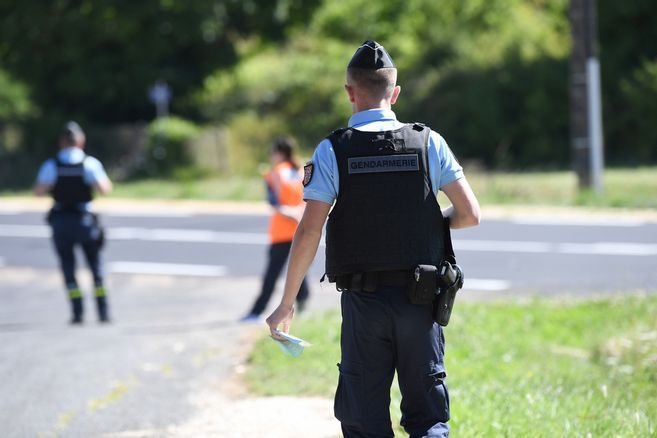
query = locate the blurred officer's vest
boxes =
[325,124,445,275]
[51,156,93,211]
[267,161,304,243]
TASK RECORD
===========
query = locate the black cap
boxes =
[347,40,395,70]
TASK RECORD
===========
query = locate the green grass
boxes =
[105,166,657,208]
[109,175,265,201]
[245,294,657,436]
[3,166,656,209]
[464,166,657,209]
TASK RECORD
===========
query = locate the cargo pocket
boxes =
[423,363,450,422]
[334,361,364,426]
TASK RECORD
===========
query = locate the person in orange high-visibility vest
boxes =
[240,137,309,321]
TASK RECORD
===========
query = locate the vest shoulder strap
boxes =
[326,127,350,144]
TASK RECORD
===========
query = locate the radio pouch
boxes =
[406,264,437,305]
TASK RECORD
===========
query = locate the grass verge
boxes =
[245,294,657,436]
[3,166,655,209]
[109,175,264,201]
[94,166,657,209]
[464,166,657,209]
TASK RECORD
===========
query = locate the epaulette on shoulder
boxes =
[411,122,427,132]
[329,127,349,136]
[327,127,350,142]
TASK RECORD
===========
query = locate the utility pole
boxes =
[569,0,604,192]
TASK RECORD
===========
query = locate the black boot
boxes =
[69,292,83,325]
[95,287,110,323]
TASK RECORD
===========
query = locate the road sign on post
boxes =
[569,0,604,193]
[149,81,172,119]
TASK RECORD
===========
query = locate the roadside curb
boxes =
[0,197,271,215]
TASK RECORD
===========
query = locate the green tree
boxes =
[599,0,657,163]
[199,0,572,168]
[0,0,321,123]
[0,68,33,121]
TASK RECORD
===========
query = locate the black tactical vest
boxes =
[325,123,445,275]
[51,156,93,210]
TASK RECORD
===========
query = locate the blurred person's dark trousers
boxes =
[50,211,108,322]
[335,286,450,437]
[249,241,309,315]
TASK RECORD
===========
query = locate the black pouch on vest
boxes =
[406,265,437,305]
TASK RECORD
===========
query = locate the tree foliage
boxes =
[0,68,33,121]
[0,0,320,123]
[0,0,655,175]
[201,0,573,168]
[598,0,657,164]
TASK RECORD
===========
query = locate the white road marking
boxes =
[465,278,510,291]
[0,224,50,238]
[109,261,227,277]
[453,239,657,256]
[557,242,657,256]
[512,217,645,227]
[1,224,656,256]
[102,211,195,218]
[109,227,268,244]
[454,239,552,253]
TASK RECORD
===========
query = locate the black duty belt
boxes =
[333,270,410,292]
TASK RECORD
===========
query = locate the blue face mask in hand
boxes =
[271,330,312,358]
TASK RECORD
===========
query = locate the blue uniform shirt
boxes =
[304,109,464,205]
[36,147,109,210]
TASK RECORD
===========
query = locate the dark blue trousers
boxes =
[50,212,104,290]
[335,287,450,437]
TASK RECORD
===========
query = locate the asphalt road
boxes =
[1,210,656,294]
[1,206,656,437]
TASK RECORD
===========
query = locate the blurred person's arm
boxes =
[93,176,113,196]
[270,168,304,222]
[33,183,51,196]
[266,200,331,336]
[85,158,113,195]
[34,160,55,196]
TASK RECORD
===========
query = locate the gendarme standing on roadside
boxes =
[266,41,481,437]
[34,121,113,324]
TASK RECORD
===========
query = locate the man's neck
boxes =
[353,101,391,114]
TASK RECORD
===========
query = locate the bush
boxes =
[144,116,200,177]
[617,59,657,163]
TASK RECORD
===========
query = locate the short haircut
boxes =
[60,121,84,145]
[347,67,397,100]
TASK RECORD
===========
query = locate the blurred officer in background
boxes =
[267,41,481,437]
[240,137,309,322]
[34,121,113,324]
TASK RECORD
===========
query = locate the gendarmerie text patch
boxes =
[347,154,419,174]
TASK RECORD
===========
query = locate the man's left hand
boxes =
[266,303,295,339]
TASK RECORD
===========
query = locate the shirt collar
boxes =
[348,108,398,128]
[57,147,86,164]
